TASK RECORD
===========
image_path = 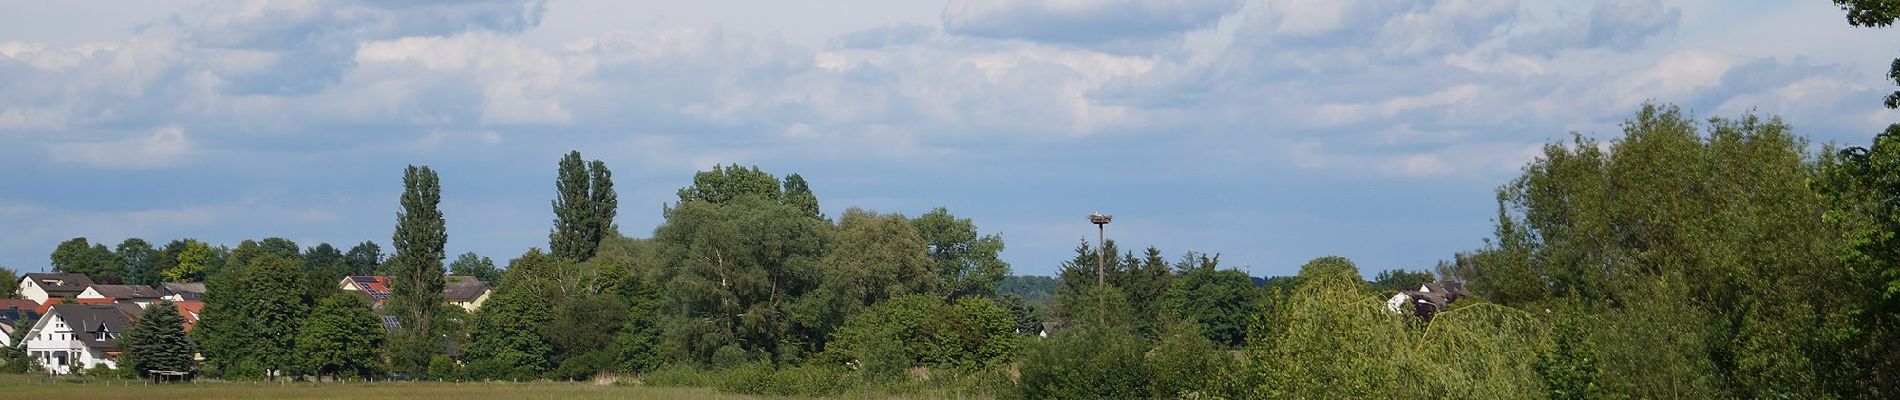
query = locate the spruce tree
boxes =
[124,300,196,377]
[388,165,447,373]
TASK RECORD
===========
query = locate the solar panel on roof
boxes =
[353,277,379,283]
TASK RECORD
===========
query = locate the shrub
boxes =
[636,364,715,387]
[714,362,860,396]
[1147,320,1230,398]
[426,355,459,381]
[1015,326,1149,399]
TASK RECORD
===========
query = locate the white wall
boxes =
[18,278,48,304]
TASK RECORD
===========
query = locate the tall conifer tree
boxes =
[124,299,196,377]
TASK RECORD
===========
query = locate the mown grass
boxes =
[0,374,771,400]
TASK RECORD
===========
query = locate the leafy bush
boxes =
[1015,326,1149,399]
[713,362,860,396]
[426,355,459,381]
[1147,321,1230,398]
[829,295,1021,378]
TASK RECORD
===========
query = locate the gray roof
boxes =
[47,304,138,352]
[160,282,206,295]
[442,275,490,302]
[89,284,164,299]
[23,273,95,295]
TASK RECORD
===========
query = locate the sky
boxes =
[1,0,1897,277]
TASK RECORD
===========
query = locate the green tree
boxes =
[656,192,829,363]
[162,240,213,282]
[448,252,502,284]
[117,238,160,286]
[997,275,1060,305]
[50,237,120,282]
[465,257,556,380]
[1160,255,1262,347]
[674,164,781,206]
[911,207,1009,299]
[249,255,309,379]
[0,265,17,298]
[781,173,823,220]
[123,299,196,377]
[1369,268,1434,293]
[612,272,665,374]
[344,241,382,276]
[546,294,627,380]
[297,294,386,380]
[794,208,932,345]
[387,165,448,374]
[195,254,309,379]
[550,151,619,262]
[302,243,350,299]
[1475,105,1857,396]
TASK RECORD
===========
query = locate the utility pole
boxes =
[1089,212,1112,287]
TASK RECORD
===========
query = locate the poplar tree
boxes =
[550,151,618,262]
[387,165,447,373]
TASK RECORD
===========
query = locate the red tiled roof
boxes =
[75,297,118,305]
[0,299,38,311]
[174,300,204,331]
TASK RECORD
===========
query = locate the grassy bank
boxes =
[0,374,770,400]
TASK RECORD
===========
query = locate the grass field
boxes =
[0,374,779,400]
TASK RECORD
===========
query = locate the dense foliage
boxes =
[17,101,1900,400]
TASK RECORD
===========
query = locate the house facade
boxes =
[17,273,95,304]
[443,275,491,312]
[21,304,139,374]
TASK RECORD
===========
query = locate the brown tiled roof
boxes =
[442,275,490,302]
[24,273,94,296]
[89,284,164,299]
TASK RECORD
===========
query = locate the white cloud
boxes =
[45,126,195,169]
[943,0,1243,43]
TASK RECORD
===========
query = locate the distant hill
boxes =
[998,275,1060,306]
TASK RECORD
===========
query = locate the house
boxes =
[443,275,491,312]
[1384,282,1471,322]
[0,299,44,347]
[21,304,141,374]
[18,273,95,303]
[78,285,165,308]
[338,276,393,309]
[158,282,206,302]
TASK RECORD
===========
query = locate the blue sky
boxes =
[1,0,1896,277]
